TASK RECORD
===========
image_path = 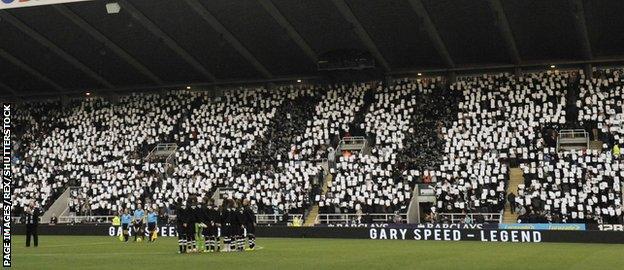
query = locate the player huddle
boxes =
[176,197,256,253]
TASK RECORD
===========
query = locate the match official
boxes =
[133,205,146,242]
[147,207,158,242]
[121,209,132,242]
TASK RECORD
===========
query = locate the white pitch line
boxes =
[14,252,174,256]
[24,242,115,248]
[15,246,265,257]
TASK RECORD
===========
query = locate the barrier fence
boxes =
[50,214,305,225]
[437,212,503,224]
[16,212,501,225]
[315,213,408,224]
[10,224,624,244]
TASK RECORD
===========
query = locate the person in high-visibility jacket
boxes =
[292,216,303,227]
[614,144,621,158]
[112,215,121,226]
[112,214,122,241]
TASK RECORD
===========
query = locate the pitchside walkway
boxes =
[503,168,524,223]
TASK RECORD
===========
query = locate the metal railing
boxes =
[558,129,589,139]
[146,143,178,164]
[23,212,502,225]
[336,136,368,152]
[557,129,589,151]
[151,143,179,152]
[256,214,304,224]
[436,212,503,224]
[315,213,408,224]
[55,214,304,225]
[59,215,117,224]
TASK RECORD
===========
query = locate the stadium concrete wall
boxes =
[11,224,624,244]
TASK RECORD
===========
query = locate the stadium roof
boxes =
[1,0,624,99]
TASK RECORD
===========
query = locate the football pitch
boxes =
[10,236,624,270]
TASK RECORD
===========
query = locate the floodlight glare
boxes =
[106,2,121,14]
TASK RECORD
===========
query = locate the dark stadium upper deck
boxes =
[1,0,624,99]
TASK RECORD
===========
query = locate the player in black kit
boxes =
[175,198,190,254]
[222,199,234,252]
[199,197,214,252]
[242,199,257,250]
[187,197,200,252]
[213,200,223,252]
[232,200,245,252]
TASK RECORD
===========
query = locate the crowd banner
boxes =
[498,223,586,231]
[11,224,624,244]
[0,0,94,10]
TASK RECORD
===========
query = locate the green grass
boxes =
[10,236,624,270]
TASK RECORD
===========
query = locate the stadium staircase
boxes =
[42,187,73,224]
[347,85,376,137]
[622,183,624,208]
[303,173,333,226]
[302,83,375,227]
[589,140,603,151]
[502,168,524,223]
[304,206,319,226]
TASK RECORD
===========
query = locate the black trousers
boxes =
[26,225,38,247]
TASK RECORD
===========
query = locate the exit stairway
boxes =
[502,168,524,224]
[303,173,333,226]
[42,187,72,223]
[588,140,603,151]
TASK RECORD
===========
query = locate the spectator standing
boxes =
[393,212,402,223]
[463,213,473,225]
[507,193,516,214]
[281,211,289,226]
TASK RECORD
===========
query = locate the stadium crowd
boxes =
[321,78,452,214]
[435,70,622,223]
[11,69,624,225]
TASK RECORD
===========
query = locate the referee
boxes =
[133,204,146,242]
[24,202,41,247]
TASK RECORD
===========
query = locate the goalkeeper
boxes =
[194,197,209,252]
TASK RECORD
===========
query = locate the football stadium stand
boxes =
[11,69,624,225]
